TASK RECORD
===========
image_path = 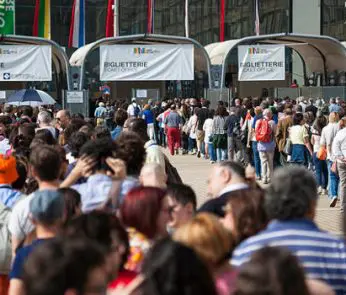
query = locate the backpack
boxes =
[256,119,272,143]
[134,106,140,117]
[0,192,25,274]
[0,201,12,274]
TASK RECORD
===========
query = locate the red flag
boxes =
[68,0,76,47]
[106,0,114,37]
[147,0,153,33]
[220,0,225,42]
[33,0,40,36]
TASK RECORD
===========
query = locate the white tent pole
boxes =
[113,0,119,37]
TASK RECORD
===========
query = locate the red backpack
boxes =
[255,118,272,142]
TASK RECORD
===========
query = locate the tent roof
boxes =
[205,33,346,75]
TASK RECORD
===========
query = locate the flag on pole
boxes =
[33,0,51,39]
[147,0,154,34]
[105,0,114,37]
[220,0,225,42]
[0,1,15,34]
[69,0,85,48]
[255,0,260,36]
[185,0,189,38]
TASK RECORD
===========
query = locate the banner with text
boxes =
[0,0,15,34]
[238,45,285,81]
[100,44,194,81]
[0,45,52,81]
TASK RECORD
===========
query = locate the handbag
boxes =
[317,146,327,160]
[284,138,292,155]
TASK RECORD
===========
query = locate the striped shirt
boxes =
[231,219,346,294]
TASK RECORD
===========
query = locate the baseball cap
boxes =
[30,190,64,224]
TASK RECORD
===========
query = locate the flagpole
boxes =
[220,0,225,42]
[255,0,260,36]
[113,0,119,37]
[185,0,189,38]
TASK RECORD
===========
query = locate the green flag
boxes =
[0,0,15,34]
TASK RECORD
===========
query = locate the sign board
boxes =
[66,91,83,103]
[100,44,194,81]
[238,45,285,81]
[0,0,15,34]
[0,45,52,81]
[136,89,147,98]
[0,91,6,99]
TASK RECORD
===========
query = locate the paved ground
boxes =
[167,152,343,236]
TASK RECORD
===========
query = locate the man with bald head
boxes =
[56,109,71,130]
[198,161,248,217]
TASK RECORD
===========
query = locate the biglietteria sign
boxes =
[100,44,194,81]
[238,45,285,81]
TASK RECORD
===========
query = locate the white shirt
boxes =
[332,128,346,162]
[218,182,249,197]
[320,123,340,160]
[203,118,213,143]
[8,193,35,240]
[127,103,140,117]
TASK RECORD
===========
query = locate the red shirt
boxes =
[108,270,137,289]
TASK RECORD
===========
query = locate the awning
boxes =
[205,33,346,89]
[69,34,212,89]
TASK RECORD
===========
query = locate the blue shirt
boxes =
[252,114,263,129]
[142,110,154,125]
[111,126,123,140]
[231,219,346,294]
[10,238,53,280]
[72,174,140,212]
[0,185,22,208]
[94,106,107,118]
[329,104,341,114]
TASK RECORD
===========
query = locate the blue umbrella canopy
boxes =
[7,89,56,106]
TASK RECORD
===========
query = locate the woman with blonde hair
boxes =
[173,213,236,295]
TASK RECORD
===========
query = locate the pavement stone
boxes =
[167,152,343,236]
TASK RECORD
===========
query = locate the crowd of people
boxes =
[0,95,343,295]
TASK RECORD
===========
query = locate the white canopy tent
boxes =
[69,34,212,90]
[205,33,346,89]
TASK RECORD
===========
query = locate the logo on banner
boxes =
[248,47,269,55]
[133,47,160,56]
[0,48,17,55]
[3,73,10,80]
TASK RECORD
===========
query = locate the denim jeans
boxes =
[327,160,339,198]
[252,141,261,178]
[312,153,328,189]
[158,128,166,147]
[216,148,227,162]
[208,143,217,162]
[188,137,196,152]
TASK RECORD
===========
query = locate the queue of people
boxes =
[123,96,346,209]
[0,98,344,295]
